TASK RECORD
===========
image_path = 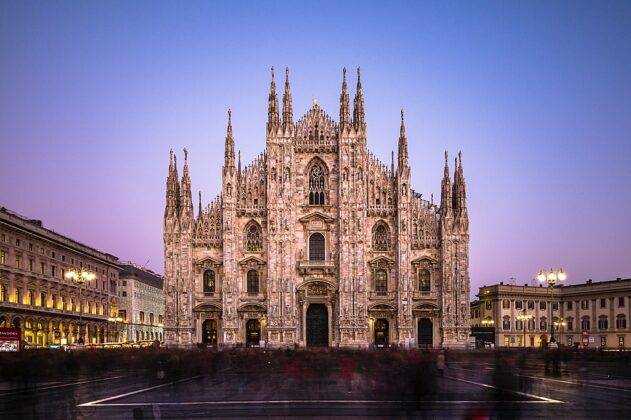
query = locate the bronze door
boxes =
[202,319,217,345]
[418,318,433,347]
[374,318,389,347]
[306,304,328,347]
[246,319,261,347]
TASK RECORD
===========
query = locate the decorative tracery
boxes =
[419,269,431,292]
[372,223,390,251]
[308,163,325,205]
[244,222,262,252]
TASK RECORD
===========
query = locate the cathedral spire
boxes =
[453,151,467,210]
[224,109,235,168]
[198,190,202,219]
[237,150,241,175]
[441,150,452,211]
[398,109,408,169]
[267,66,280,132]
[164,149,179,219]
[282,67,293,129]
[339,67,350,132]
[180,148,193,223]
[353,66,365,132]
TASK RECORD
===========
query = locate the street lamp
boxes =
[517,310,534,348]
[65,268,96,344]
[554,318,567,346]
[537,268,566,345]
[481,318,494,327]
[108,316,123,342]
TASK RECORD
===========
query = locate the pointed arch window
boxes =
[308,163,325,205]
[375,270,388,294]
[203,270,216,294]
[244,223,262,252]
[247,270,259,294]
[419,269,431,292]
[373,224,390,251]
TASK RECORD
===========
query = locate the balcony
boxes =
[369,291,396,301]
[240,292,265,302]
[297,259,335,275]
[195,292,222,302]
[412,290,437,301]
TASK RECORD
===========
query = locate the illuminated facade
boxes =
[473,278,631,349]
[117,263,164,342]
[0,207,121,346]
[164,68,471,349]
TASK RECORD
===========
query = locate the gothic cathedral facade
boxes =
[163,68,471,348]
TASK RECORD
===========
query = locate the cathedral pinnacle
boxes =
[225,109,235,168]
[441,150,452,211]
[398,109,408,168]
[268,66,280,131]
[339,67,350,132]
[353,66,365,132]
[282,66,293,128]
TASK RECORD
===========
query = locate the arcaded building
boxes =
[0,207,121,346]
[163,68,471,348]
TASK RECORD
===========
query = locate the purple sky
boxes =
[1,1,630,298]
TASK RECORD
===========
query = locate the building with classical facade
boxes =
[117,262,164,342]
[471,278,631,349]
[163,67,471,348]
[0,207,121,346]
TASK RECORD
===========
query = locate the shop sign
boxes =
[0,328,21,352]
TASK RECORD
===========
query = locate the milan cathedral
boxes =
[163,67,471,348]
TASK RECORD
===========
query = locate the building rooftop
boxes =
[0,205,120,266]
[120,262,164,289]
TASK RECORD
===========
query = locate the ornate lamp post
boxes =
[517,311,534,348]
[537,268,566,345]
[554,318,566,346]
[65,268,96,344]
[108,316,123,342]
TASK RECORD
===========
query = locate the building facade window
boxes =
[598,317,609,330]
[15,288,21,304]
[581,300,589,309]
[527,319,535,331]
[616,315,627,329]
[15,255,21,269]
[567,301,573,310]
[0,250,5,265]
[372,224,390,251]
[203,270,216,293]
[244,223,262,252]
[619,297,625,307]
[540,301,546,310]
[309,233,325,261]
[528,301,534,310]
[566,318,574,331]
[485,301,492,310]
[502,316,510,330]
[247,270,259,294]
[516,320,523,330]
[29,259,34,271]
[515,300,523,310]
[503,300,510,309]
[540,318,547,331]
[581,317,591,330]
[375,269,387,294]
[0,284,6,302]
[552,302,558,310]
[600,298,606,308]
[418,269,431,292]
[308,163,325,205]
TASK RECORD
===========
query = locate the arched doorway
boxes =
[374,319,389,347]
[306,304,328,347]
[202,319,218,346]
[418,318,433,348]
[246,319,261,347]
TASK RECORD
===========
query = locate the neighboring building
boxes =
[163,67,471,348]
[117,263,164,342]
[473,278,631,349]
[0,207,121,346]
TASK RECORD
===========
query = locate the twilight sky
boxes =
[1,1,630,298]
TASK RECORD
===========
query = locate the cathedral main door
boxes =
[418,318,433,347]
[374,319,389,347]
[246,319,261,347]
[306,304,328,347]
[202,319,217,346]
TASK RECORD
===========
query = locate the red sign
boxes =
[0,328,21,352]
[582,330,589,346]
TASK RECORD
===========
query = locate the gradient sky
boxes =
[1,1,630,298]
